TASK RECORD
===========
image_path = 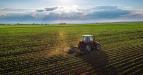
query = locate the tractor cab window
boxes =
[82,36,94,42]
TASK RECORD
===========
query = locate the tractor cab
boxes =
[82,35,94,43]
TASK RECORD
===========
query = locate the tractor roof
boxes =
[82,35,93,37]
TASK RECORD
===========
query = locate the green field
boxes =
[0,22,143,75]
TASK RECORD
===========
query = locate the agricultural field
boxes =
[0,22,143,75]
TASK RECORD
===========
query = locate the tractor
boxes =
[68,35,101,55]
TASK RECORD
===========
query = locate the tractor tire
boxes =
[96,43,101,50]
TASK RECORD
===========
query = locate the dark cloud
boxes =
[36,7,58,12]
[45,7,58,11]
[86,6,130,19]
[36,9,44,12]
[95,6,118,10]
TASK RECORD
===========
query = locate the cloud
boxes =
[95,6,118,10]
[36,9,44,12]
[45,7,58,11]
[0,8,34,16]
[36,7,58,12]
[0,6,143,23]
[86,6,130,19]
[126,9,143,17]
[32,6,84,20]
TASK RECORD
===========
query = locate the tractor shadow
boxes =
[80,50,118,75]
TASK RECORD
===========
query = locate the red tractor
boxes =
[68,35,101,55]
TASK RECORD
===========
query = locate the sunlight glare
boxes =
[57,0,79,13]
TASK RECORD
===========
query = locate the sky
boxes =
[0,0,143,24]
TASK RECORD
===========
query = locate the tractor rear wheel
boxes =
[96,43,101,50]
